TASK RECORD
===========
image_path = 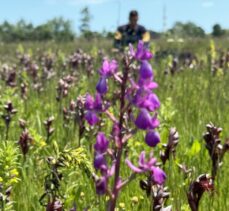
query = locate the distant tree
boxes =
[14,20,34,41]
[79,7,92,39]
[168,22,205,38]
[106,31,115,39]
[33,24,53,41]
[0,17,74,42]
[0,21,14,41]
[212,24,225,37]
[45,17,75,41]
[183,22,205,37]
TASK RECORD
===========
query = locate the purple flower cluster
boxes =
[84,59,118,125]
[130,41,161,148]
[84,93,103,125]
[124,41,166,186]
[96,59,118,94]
[130,41,153,61]
[83,41,166,209]
[93,132,115,195]
[126,151,166,185]
[82,58,116,196]
[83,58,119,193]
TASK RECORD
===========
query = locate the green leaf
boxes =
[189,139,201,156]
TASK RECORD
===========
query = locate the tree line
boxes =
[0,18,75,42]
[0,7,227,42]
[166,22,226,38]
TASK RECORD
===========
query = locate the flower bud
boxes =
[145,130,160,147]
[96,77,108,94]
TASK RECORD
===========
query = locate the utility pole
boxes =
[163,4,167,32]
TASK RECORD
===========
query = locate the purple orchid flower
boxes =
[137,77,158,90]
[85,94,94,110]
[129,41,153,61]
[130,77,158,92]
[85,111,99,126]
[85,93,102,110]
[126,151,166,185]
[86,40,165,208]
[146,93,160,111]
[93,93,103,110]
[94,132,109,154]
[96,176,107,195]
[96,77,108,94]
[132,88,160,112]
[84,93,103,125]
[126,151,156,173]
[96,59,118,95]
[99,59,118,77]
[94,161,116,195]
[94,153,107,170]
[145,130,160,147]
[140,60,153,79]
[135,109,160,130]
[93,134,116,196]
[151,167,167,185]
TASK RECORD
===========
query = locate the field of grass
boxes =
[0,39,229,211]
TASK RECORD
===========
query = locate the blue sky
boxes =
[0,0,228,33]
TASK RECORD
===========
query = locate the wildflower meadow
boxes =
[0,37,228,211]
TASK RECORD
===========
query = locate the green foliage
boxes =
[79,7,92,39]
[159,97,177,128]
[212,24,225,37]
[0,142,20,186]
[0,18,75,42]
[39,145,93,209]
[57,146,93,175]
[0,141,20,210]
[28,128,47,153]
[168,21,206,38]
[188,139,201,156]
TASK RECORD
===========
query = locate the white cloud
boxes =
[202,1,214,8]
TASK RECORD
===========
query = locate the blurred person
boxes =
[113,10,150,51]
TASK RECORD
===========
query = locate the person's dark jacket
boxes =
[114,24,150,50]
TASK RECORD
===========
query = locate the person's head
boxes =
[129,10,138,27]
